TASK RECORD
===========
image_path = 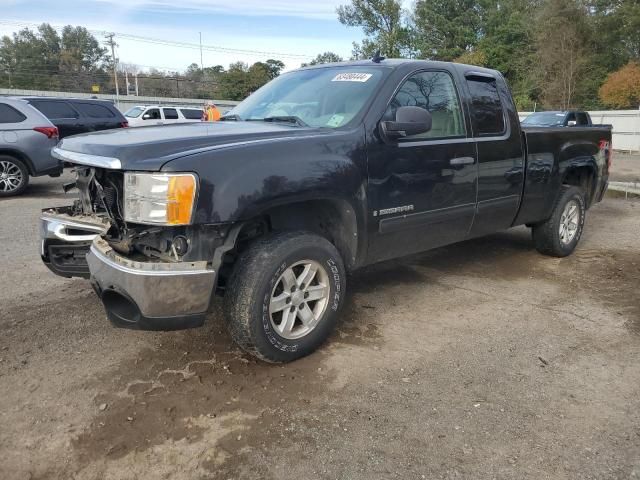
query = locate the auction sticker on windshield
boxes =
[332,73,372,82]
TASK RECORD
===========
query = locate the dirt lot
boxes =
[1,167,640,480]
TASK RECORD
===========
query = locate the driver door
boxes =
[366,69,478,263]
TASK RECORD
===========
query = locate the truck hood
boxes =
[56,121,330,170]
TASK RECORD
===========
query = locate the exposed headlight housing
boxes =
[124,172,198,225]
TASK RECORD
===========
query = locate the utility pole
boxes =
[199,32,204,71]
[135,73,139,96]
[105,33,119,105]
[125,70,129,96]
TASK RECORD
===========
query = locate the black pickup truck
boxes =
[41,59,612,362]
[522,110,594,128]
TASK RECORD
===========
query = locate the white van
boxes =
[123,105,203,127]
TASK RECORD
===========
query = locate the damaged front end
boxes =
[41,167,121,278]
[41,160,229,330]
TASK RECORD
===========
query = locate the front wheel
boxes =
[223,231,346,363]
[532,186,586,257]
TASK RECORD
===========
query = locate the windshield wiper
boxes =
[258,116,309,127]
[220,114,242,121]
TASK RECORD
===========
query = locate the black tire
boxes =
[532,186,586,257]
[0,155,29,197]
[223,231,346,363]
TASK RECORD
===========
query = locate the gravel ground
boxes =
[1,169,639,480]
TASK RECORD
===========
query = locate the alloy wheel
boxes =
[269,260,330,340]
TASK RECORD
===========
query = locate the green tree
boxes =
[301,52,344,67]
[0,24,61,89]
[0,23,109,92]
[413,0,486,61]
[217,62,252,100]
[58,26,109,91]
[478,0,539,107]
[337,0,411,58]
[262,59,286,80]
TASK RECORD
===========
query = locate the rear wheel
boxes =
[0,156,29,197]
[532,186,586,257]
[223,231,346,363]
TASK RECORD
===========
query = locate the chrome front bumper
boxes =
[87,238,216,330]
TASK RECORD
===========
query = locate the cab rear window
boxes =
[466,77,506,136]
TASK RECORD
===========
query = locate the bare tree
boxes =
[536,0,588,109]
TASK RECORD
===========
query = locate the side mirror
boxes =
[381,106,432,140]
[142,114,151,120]
[567,120,577,127]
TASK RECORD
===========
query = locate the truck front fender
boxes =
[161,132,369,267]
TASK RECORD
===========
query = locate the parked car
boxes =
[522,110,593,127]
[123,105,204,127]
[20,97,127,139]
[41,59,611,362]
[0,97,61,196]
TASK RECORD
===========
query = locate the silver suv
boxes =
[0,97,62,196]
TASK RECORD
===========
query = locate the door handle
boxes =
[449,156,475,166]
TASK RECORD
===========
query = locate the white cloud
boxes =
[94,0,345,19]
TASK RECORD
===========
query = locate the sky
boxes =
[0,0,373,72]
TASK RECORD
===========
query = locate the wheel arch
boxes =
[238,197,361,271]
[560,161,597,207]
[0,149,34,175]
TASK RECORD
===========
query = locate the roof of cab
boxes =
[129,105,203,109]
[297,58,502,77]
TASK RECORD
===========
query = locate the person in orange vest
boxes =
[202,101,221,122]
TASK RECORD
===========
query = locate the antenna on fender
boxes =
[371,50,385,63]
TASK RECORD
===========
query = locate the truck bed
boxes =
[515,125,612,226]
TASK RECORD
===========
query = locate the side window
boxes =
[385,71,465,139]
[181,108,203,120]
[466,77,505,136]
[0,104,27,123]
[576,112,589,126]
[566,112,576,125]
[74,102,115,118]
[31,101,79,120]
[163,108,179,120]
[144,108,161,120]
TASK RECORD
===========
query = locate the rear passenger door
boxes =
[464,72,525,237]
[29,100,81,138]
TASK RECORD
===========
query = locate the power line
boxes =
[0,19,313,60]
[0,69,220,85]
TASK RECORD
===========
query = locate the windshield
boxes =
[228,67,385,128]
[522,112,565,126]
[124,107,145,118]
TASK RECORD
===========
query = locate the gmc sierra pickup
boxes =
[41,59,612,362]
